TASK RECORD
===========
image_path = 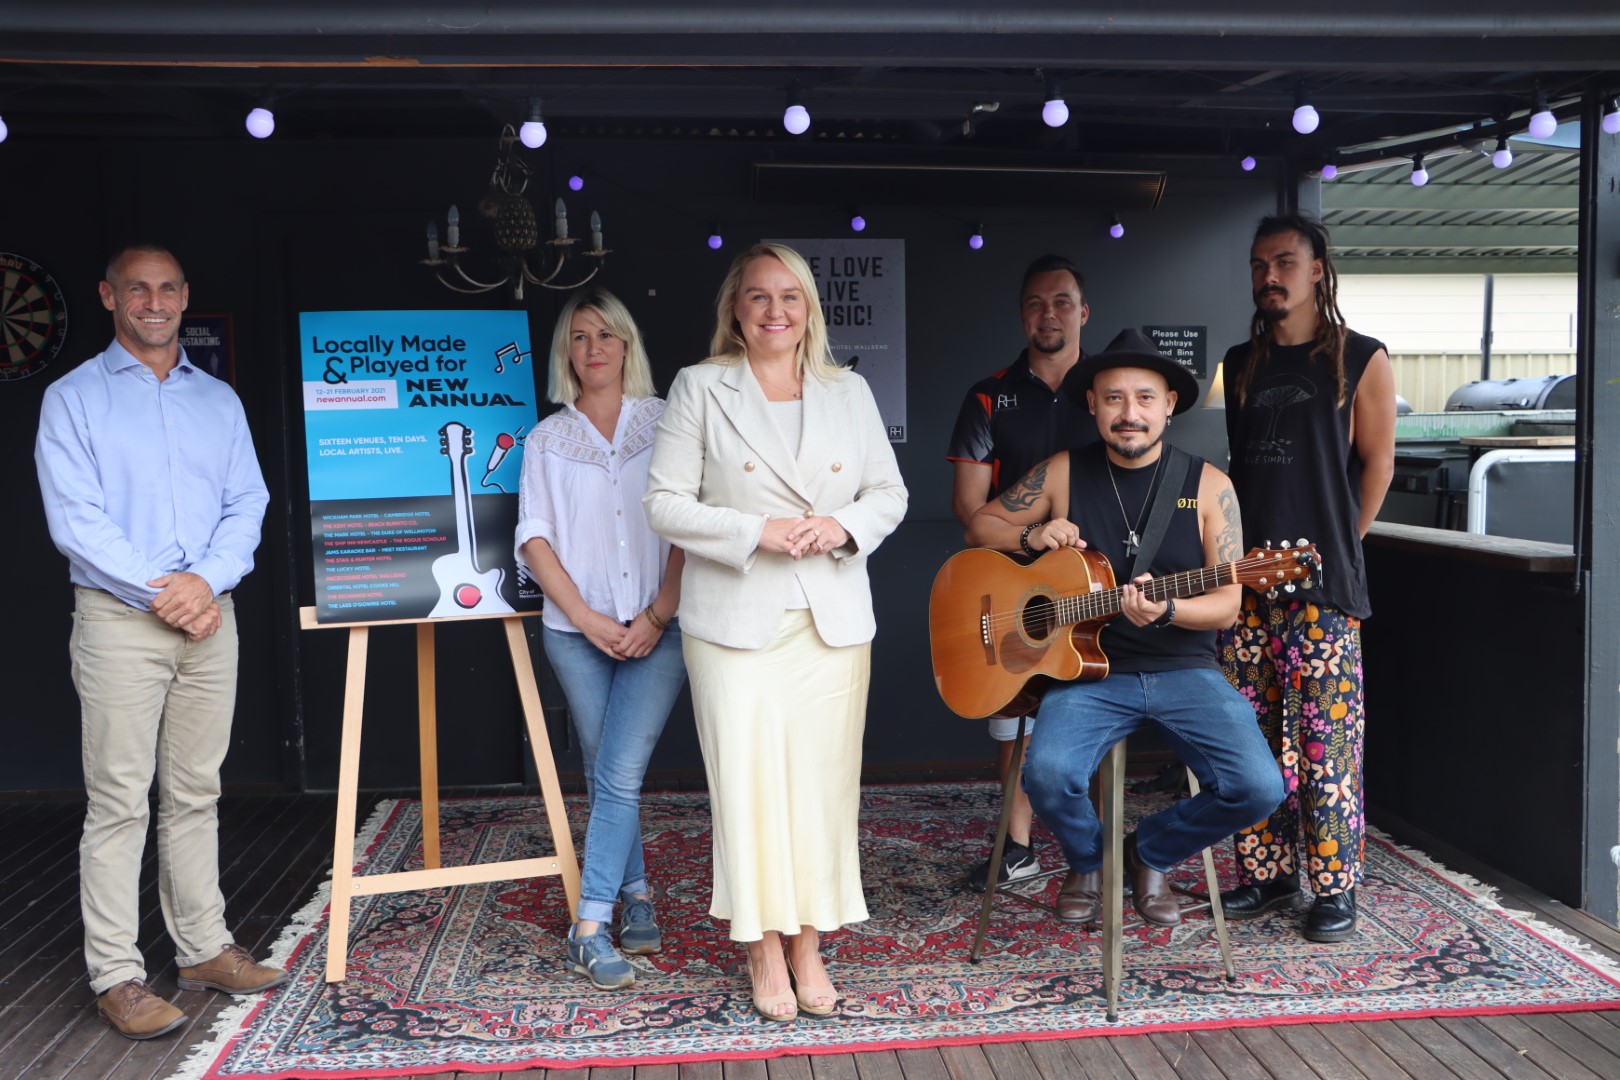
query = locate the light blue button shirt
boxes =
[35,339,270,610]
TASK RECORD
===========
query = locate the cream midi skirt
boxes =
[683,609,871,941]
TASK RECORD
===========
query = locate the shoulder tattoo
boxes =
[1216,486,1242,564]
[998,460,1048,513]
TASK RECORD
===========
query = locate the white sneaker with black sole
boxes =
[968,839,1041,892]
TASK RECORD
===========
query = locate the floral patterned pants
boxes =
[1220,595,1365,896]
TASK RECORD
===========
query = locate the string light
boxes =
[1603,97,1620,136]
[707,229,724,250]
[0,115,8,144]
[850,212,867,232]
[1292,84,1320,134]
[1410,154,1429,187]
[783,89,810,135]
[1320,163,1338,180]
[245,107,275,139]
[519,99,547,149]
[1491,136,1513,169]
[568,175,584,191]
[1108,215,1124,239]
[968,224,985,250]
[1042,80,1069,128]
[1527,85,1556,139]
[1240,154,1257,172]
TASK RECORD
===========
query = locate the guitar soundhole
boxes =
[1020,595,1056,644]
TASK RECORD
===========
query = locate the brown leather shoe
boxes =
[1126,836,1181,926]
[177,943,288,995]
[1056,868,1101,923]
[97,979,185,1040]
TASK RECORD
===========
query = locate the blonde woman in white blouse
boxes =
[516,289,686,991]
[644,244,907,1022]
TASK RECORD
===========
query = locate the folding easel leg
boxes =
[416,623,441,870]
[504,617,581,917]
[1101,739,1125,1021]
[1186,768,1236,981]
[326,626,369,983]
[970,716,1027,962]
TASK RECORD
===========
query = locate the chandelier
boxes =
[421,125,610,300]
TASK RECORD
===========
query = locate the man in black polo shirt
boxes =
[946,253,1100,890]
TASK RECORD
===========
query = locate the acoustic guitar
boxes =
[928,543,1320,719]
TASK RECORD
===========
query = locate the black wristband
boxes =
[1019,522,1040,558]
[1150,597,1177,629]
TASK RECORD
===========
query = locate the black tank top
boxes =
[1221,330,1384,618]
[1067,443,1218,674]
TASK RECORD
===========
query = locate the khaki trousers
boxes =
[70,586,238,994]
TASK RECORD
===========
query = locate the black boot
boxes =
[1220,878,1302,920]
[1302,889,1357,942]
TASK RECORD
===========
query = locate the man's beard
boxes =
[1106,425,1160,460]
[1254,287,1289,323]
[1031,334,1067,355]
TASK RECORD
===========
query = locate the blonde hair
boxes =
[547,287,656,404]
[706,243,844,381]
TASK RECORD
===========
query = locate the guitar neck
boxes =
[1056,562,1234,626]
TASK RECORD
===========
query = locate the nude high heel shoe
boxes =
[785,956,839,1017]
[746,947,798,1022]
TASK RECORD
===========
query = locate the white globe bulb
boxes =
[1320,164,1338,180]
[1292,104,1320,135]
[783,104,810,135]
[1042,98,1069,128]
[245,107,275,139]
[519,120,547,149]
[1492,147,1513,169]
[1603,109,1620,136]
[1240,155,1257,172]
[1528,109,1557,139]
[1411,166,1429,187]
[0,115,8,144]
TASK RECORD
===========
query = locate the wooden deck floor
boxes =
[5,793,1620,1080]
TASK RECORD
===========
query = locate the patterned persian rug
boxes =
[177,784,1620,1077]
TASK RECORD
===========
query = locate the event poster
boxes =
[300,310,543,624]
[770,238,907,442]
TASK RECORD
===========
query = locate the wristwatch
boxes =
[1150,597,1177,629]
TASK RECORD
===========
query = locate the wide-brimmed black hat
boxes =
[1071,327,1201,414]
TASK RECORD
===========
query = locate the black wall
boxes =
[0,135,1276,794]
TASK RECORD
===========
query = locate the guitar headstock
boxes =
[437,421,474,458]
[1232,540,1322,598]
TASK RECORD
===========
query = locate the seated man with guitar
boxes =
[962,328,1284,926]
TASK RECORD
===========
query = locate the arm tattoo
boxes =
[1216,487,1242,564]
[997,460,1048,513]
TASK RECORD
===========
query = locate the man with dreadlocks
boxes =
[1216,214,1396,943]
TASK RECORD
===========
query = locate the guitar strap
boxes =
[1125,444,1195,581]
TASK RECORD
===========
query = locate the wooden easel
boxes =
[299,607,581,983]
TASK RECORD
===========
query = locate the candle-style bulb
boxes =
[426,220,440,260]
[554,198,568,239]
[589,211,603,251]
[447,205,460,248]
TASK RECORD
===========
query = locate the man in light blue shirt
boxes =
[35,245,283,1040]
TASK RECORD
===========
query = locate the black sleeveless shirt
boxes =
[1067,442,1218,674]
[1221,331,1385,618]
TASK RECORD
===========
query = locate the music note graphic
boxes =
[429,421,515,617]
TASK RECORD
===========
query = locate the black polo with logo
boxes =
[946,349,1100,497]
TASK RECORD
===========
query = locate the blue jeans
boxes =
[543,622,688,924]
[1023,667,1284,874]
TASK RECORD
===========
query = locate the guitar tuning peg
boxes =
[1296,537,1309,548]
[1266,587,1279,600]
[1279,539,1292,549]
[1301,579,1313,590]
[1284,583,1296,593]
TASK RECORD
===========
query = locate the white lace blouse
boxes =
[514,396,672,634]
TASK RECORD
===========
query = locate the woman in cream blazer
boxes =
[644,243,906,1022]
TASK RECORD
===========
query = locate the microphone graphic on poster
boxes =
[429,420,516,618]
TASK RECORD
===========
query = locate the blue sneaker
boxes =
[567,926,635,990]
[618,895,663,956]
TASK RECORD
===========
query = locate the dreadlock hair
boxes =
[1234,214,1351,407]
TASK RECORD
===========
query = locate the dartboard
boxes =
[1,252,69,381]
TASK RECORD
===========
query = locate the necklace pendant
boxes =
[1125,530,1140,558]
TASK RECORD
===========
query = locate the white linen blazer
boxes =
[643,358,908,649]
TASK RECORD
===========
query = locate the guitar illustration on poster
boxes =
[429,421,514,617]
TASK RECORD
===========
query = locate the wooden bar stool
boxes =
[969,723,1236,1021]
